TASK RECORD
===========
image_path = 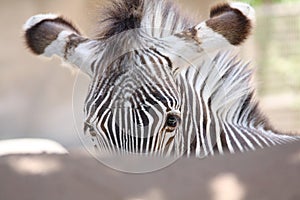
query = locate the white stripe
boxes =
[224,123,244,153]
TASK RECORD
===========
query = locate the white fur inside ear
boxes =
[230,2,255,23]
[23,13,58,30]
[43,30,72,57]
[195,22,232,51]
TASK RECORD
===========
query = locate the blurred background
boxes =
[0,0,299,149]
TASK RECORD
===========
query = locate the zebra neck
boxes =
[179,53,299,157]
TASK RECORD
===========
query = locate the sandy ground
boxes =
[0,141,300,200]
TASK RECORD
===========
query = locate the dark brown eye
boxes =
[167,115,177,127]
[165,113,181,131]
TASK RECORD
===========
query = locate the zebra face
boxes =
[84,48,183,154]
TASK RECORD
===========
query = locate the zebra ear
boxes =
[207,2,255,46]
[23,14,100,76]
[161,2,255,72]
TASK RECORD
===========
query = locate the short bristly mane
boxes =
[95,0,194,39]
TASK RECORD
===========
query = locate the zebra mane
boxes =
[179,52,298,156]
[189,52,268,127]
[96,0,194,39]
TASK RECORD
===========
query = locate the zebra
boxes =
[23,0,299,158]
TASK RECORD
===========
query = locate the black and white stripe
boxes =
[178,52,300,157]
[23,0,299,157]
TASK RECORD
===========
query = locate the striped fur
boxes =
[23,0,299,157]
[178,52,299,157]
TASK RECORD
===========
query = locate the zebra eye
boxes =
[165,114,181,131]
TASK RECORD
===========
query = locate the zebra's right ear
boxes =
[23,14,101,76]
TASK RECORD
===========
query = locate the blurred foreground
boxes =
[0,141,300,200]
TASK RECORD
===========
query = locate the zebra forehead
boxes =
[92,47,175,80]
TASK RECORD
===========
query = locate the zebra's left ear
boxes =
[207,2,255,46]
[161,2,255,72]
[23,14,102,76]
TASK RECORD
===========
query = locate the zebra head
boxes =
[23,1,255,156]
